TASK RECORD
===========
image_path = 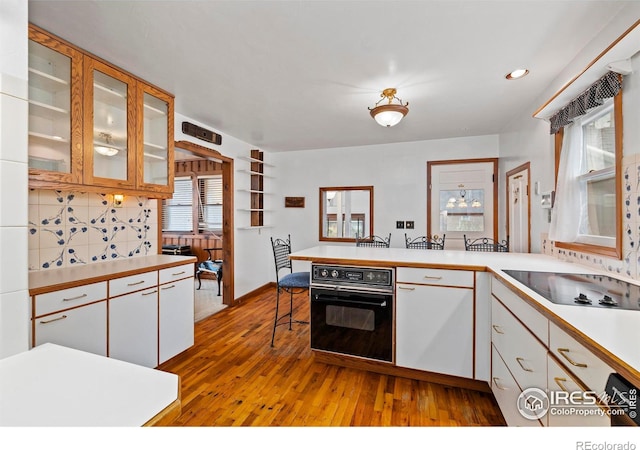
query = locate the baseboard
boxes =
[234,282,276,304]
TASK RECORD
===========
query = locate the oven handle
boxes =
[312,294,387,308]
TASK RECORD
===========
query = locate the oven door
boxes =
[310,287,393,362]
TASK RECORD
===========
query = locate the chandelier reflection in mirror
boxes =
[445,190,482,209]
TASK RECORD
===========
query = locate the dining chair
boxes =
[405,233,446,250]
[355,233,391,248]
[269,234,310,346]
[195,247,223,296]
[463,235,509,252]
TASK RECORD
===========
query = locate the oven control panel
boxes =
[311,264,394,289]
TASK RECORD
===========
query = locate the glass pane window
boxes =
[162,177,192,232]
[198,176,223,231]
[438,189,485,232]
[578,101,616,245]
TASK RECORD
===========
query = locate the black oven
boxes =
[310,264,394,363]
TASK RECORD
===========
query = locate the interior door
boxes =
[506,163,530,253]
[428,159,498,250]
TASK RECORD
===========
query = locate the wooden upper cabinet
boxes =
[83,58,137,190]
[136,83,174,195]
[27,24,175,198]
[27,26,84,184]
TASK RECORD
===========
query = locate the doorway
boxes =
[427,158,498,250]
[160,140,235,310]
[506,162,531,253]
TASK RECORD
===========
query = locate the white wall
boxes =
[174,113,277,298]
[0,0,29,358]
[271,135,500,253]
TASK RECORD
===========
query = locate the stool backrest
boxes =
[271,235,293,279]
[405,233,445,250]
[355,233,391,248]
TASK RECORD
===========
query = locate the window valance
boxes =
[549,71,622,134]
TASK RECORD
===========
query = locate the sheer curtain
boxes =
[549,120,586,242]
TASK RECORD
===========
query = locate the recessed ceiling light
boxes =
[506,69,529,80]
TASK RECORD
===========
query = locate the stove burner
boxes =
[599,295,618,307]
[574,293,592,305]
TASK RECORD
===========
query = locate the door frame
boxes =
[505,162,531,253]
[427,158,499,241]
[160,140,235,306]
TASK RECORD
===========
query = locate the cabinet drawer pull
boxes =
[142,290,158,296]
[398,286,415,291]
[492,325,504,334]
[554,377,569,392]
[423,275,443,280]
[40,315,68,324]
[557,348,587,368]
[515,357,534,372]
[492,377,508,390]
[172,271,186,276]
[62,293,87,302]
[127,280,146,286]
[161,285,176,290]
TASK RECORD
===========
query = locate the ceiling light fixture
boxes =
[368,88,409,127]
[95,132,119,157]
[505,68,529,80]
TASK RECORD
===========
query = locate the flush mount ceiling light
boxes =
[95,132,119,157]
[505,68,530,80]
[368,88,409,127]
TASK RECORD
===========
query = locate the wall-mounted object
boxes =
[284,197,305,208]
[541,191,555,209]
[181,121,222,145]
[396,220,405,229]
[406,221,415,229]
[113,194,124,207]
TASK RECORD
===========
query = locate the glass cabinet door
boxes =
[83,59,136,188]
[27,28,83,183]
[138,84,174,193]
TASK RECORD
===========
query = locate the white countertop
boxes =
[290,246,640,385]
[0,343,179,426]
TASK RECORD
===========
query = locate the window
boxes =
[552,94,622,258]
[579,103,616,245]
[162,175,223,233]
[198,176,223,231]
[162,177,193,232]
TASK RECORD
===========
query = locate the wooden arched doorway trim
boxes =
[168,140,235,306]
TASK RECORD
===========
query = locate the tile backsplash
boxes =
[541,153,640,281]
[28,190,158,271]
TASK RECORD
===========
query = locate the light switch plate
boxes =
[406,221,414,229]
[396,221,405,229]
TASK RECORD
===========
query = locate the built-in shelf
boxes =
[238,156,275,167]
[238,189,272,195]
[28,99,69,117]
[29,131,69,144]
[28,67,69,91]
[238,225,273,230]
[238,169,274,178]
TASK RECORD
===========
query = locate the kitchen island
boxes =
[291,245,640,425]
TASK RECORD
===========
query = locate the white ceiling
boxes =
[28,0,631,152]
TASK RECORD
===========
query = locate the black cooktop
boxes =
[502,270,640,311]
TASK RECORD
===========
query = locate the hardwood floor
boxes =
[158,287,506,426]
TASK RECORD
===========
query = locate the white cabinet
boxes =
[108,287,159,368]
[491,345,542,427]
[396,268,474,379]
[34,301,107,356]
[32,282,107,356]
[159,277,194,364]
[547,355,610,427]
[491,296,547,391]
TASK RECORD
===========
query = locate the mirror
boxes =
[319,186,373,242]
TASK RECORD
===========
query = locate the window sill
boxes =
[554,241,621,260]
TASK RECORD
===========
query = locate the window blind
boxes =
[162,177,193,232]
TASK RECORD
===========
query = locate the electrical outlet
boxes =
[396,220,405,229]
[406,221,415,229]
